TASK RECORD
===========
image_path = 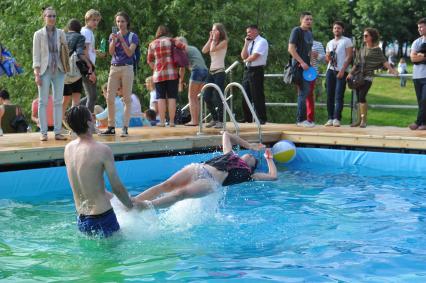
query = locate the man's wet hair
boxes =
[65,105,92,135]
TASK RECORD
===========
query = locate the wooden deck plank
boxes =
[1,123,426,165]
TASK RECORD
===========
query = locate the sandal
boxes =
[157,122,166,127]
[184,122,198,127]
[169,123,175,127]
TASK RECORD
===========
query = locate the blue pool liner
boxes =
[1,148,426,199]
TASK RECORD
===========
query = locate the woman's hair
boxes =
[65,105,92,135]
[102,82,108,92]
[84,9,101,24]
[115,11,130,29]
[145,76,154,91]
[67,19,82,33]
[155,25,170,39]
[42,6,55,17]
[364,27,380,45]
[213,23,228,42]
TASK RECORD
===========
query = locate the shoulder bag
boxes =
[348,47,366,90]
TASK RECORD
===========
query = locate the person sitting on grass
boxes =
[0,89,26,135]
[95,83,124,129]
[132,131,277,210]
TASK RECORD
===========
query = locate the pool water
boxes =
[1,161,426,282]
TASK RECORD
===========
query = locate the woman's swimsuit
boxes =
[77,208,120,238]
[204,152,252,186]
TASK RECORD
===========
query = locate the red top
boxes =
[32,96,54,127]
[147,37,185,83]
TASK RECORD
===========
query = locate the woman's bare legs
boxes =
[133,164,197,202]
[187,81,204,125]
[158,98,167,125]
[168,98,176,126]
[149,179,215,209]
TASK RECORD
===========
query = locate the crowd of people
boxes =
[1,9,426,137]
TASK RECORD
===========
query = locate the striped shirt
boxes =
[147,37,186,83]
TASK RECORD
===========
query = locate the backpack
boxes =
[128,32,141,70]
[64,52,81,84]
[63,34,82,84]
[171,39,189,68]
[10,106,28,133]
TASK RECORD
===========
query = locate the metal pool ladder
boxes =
[197,83,240,136]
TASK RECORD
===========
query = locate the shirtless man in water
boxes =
[64,105,134,237]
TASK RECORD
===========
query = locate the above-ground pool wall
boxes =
[0,152,218,199]
[1,148,426,199]
[294,148,426,176]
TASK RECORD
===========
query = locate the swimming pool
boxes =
[1,148,426,282]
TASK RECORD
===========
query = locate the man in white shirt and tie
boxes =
[240,24,269,124]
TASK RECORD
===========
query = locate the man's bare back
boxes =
[65,138,115,215]
[64,105,134,237]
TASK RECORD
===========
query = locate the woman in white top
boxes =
[202,23,228,129]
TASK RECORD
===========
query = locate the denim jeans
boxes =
[414,78,426,126]
[326,69,347,120]
[38,67,65,135]
[203,71,226,122]
[296,79,311,122]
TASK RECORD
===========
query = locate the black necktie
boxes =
[249,40,255,55]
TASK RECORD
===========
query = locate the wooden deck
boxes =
[1,123,426,167]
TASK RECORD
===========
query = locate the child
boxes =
[95,83,124,128]
[398,58,407,87]
[144,109,158,126]
[145,76,158,114]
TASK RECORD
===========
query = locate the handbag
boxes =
[348,47,366,90]
[171,39,189,68]
[59,32,70,73]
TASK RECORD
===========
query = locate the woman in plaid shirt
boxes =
[147,25,186,127]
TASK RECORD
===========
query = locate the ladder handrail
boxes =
[198,83,239,136]
[181,61,240,112]
[224,82,262,144]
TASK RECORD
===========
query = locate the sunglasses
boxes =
[363,34,370,37]
[45,15,56,18]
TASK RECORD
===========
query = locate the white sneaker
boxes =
[297,120,314,128]
[0,128,3,136]
[213,122,223,129]
[205,120,217,128]
[333,119,341,127]
[324,119,333,127]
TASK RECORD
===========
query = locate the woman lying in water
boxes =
[132,131,277,209]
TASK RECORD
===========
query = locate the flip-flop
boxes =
[184,123,198,127]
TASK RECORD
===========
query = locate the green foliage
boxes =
[0,0,421,126]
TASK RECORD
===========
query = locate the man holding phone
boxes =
[240,24,269,124]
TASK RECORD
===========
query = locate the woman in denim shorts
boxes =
[178,37,208,126]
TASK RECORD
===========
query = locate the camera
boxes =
[329,50,337,67]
